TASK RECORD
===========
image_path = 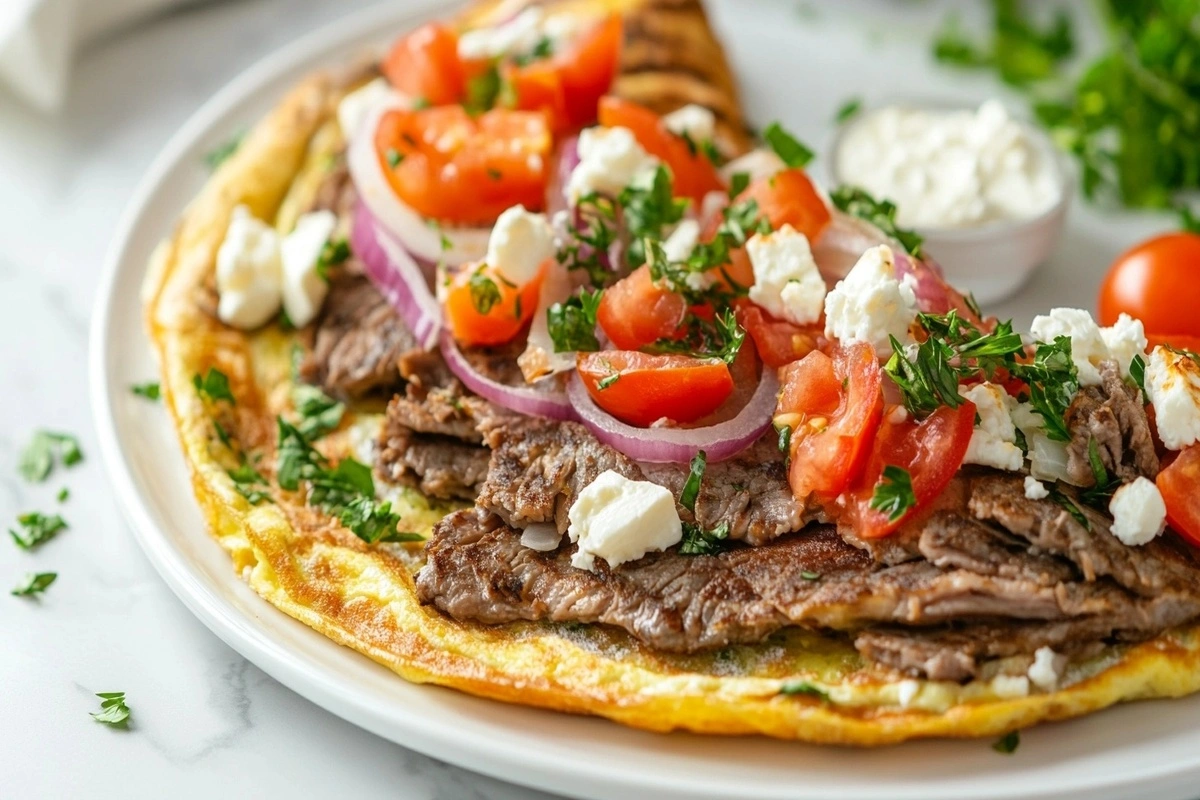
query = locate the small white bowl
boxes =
[827,103,1072,305]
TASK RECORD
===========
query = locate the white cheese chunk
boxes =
[567,470,682,571]
[1027,647,1066,692]
[990,674,1031,699]
[280,210,337,328]
[1030,307,1110,386]
[823,245,918,357]
[1145,345,1200,450]
[746,225,825,326]
[1023,476,1049,500]
[458,7,544,60]
[1108,476,1167,547]
[960,382,1023,471]
[215,205,283,330]
[719,147,785,186]
[662,104,716,143]
[486,204,555,286]
[567,125,660,203]
[336,77,392,138]
[896,679,920,708]
[663,219,701,263]
[1099,313,1148,381]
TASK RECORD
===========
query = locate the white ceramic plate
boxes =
[90,2,1200,798]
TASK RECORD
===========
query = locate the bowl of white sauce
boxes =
[830,99,1070,304]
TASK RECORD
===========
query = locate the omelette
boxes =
[143,0,1200,744]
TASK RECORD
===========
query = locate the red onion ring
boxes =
[566,368,780,463]
[440,331,579,421]
[351,203,442,350]
[347,94,491,267]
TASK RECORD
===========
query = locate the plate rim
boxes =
[87,3,1200,799]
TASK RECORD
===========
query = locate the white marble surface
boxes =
[0,1,1181,798]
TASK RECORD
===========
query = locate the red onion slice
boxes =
[546,135,580,216]
[441,332,579,421]
[566,368,779,463]
[351,204,442,350]
[347,95,491,267]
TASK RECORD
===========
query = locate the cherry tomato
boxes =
[598,96,723,205]
[577,351,733,427]
[1099,232,1200,337]
[444,263,544,347]
[375,106,551,225]
[1157,444,1200,548]
[381,23,466,107]
[596,265,689,350]
[503,59,568,131]
[735,303,821,368]
[552,14,622,128]
[1146,333,1200,353]
[841,402,977,539]
[777,342,884,502]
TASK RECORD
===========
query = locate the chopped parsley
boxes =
[679,451,707,512]
[1020,336,1078,442]
[11,572,57,597]
[992,730,1021,755]
[468,270,502,315]
[870,466,917,522]
[830,185,924,258]
[204,131,244,171]
[762,121,814,168]
[316,237,351,279]
[292,380,345,441]
[19,431,84,483]
[1078,437,1119,509]
[800,570,821,581]
[9,512,67,550]
[728,171,750,199]
[91,692,132,728]
[597,373,619,390]
[779,680,831,701]
[193,367,235,404]
[547,289,603,353]
[57,487,69,503]
[130,382,161,401]
[646,307,745,365]
[834,97,863,124]
[385,148,403,168]
[228,462,271,506]
[1130,353,1147,395]
[513,35,555,66]
[679,520,730,556]
[556,194,619,287]
[619,166,689,269]
[776,422,793,455]
[1048,486,1090,531]
[464,65,503,115]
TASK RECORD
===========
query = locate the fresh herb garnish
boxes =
[204,132,245,171]
[131,382,161,401]
[547,289,603,353]
[680,451,707,513]
[228,462,271,506]
[464,65,503,115]
[619,166,689,269]
[91,692,132,728]
[57,487,69,503]
[513,35,555,66]
[992,730,1021,754]
[763,121,814,168]
[800,570,821,581]
[292,382,345,441]
[19,431,84,483]
[556,194,619,287]
[835,97,863,124]
[1048,486,1090,531]
[385,148,403,168]
[337,496,403,545]
[1020,336,1078,442]
[468,270,502,315]
[316,238,351,280]
[779,680,831,701]
[11,572,57,597]
[193,367,235,404]
[597,373,619,390]
[9,512,67,550]
[777,422,793,455]
[1078,437,1120,509]
[728,171,750,199]
[647,308,745,365]
[679,520,730,555]
[870,465,917,522]
[831,185,924,257]
[1130,353,1147,395]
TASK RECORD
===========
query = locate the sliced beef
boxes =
[918,511,1076,585]
[378,424,491,500]
[300,275,417,398]
[1065,359,1159,487]
[476,417,805,544]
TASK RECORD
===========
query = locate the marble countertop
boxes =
[0,1,1178,798]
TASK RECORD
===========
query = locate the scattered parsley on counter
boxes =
[11,572,57,597]
[130,382,161,401]
[547,289,603,353]
[9,512,68,550]
[779,680,831,701]
[204,131,245,172]
[992,730,1021,754]
[19,430,84,483]
[830,186,924,258]
[193,367,235,404]
[870,466,917,522]
[57,487,69,503]
[834,97,863,124]
[762,121,814,169]
[90,692,132,728]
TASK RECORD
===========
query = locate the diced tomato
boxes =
[841,403,977,539]
[503,59,567,130]
[381,23,466,107]
[577,351,733,426]
[444,263,545,347]
[1156,444,1200,548]
[735,303,821,368]
[375,106,551,225]
[777,342,884,502]
[596,265,688,350]
[556,15,622,128]
[598,96,723,205]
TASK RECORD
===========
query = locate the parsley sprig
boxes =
[763,121,814,168]
[547,289,603,353]
[647,308,746,366]
[831,186,924,257]
[11,572,57,597]
[870,466,917,522]
[9,512,67,550]
[556,195,619,287]
[91,692,132,728]
[620,166,689,269]
[19,431,84,483]
[677,451,732,555]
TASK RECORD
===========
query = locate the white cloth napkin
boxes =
[0,0,200,111]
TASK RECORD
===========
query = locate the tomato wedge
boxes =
[735,303,822,368]
[777,342,884,502]
[445,263,545,347]
[596,265,689,350]
[381,23,467,107]
[598,96,723,205]
[1156,444,1200,548]
[375,106,551,224]
[841,403,977,539]
[578,351,733,426]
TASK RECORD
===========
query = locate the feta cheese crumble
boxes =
[662,104,716,144]
[1099,313,1148,380]
[1023,476,1049,500]
[567,126,660,203]
[1030,308,1110,386]
[990,674,1031,699]
[280,210,337,328]
[567,470,683,571]
[960,382,1023,471]
[823,245,918,357]
[1027,647,1066,692]
[486,205,555,286]
[896,679,921,708]
[1108,476,1167,547]
[457,8,545,61]
[746,225,826,326]
[1145,345,1200,450]
[216,205,283,330]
